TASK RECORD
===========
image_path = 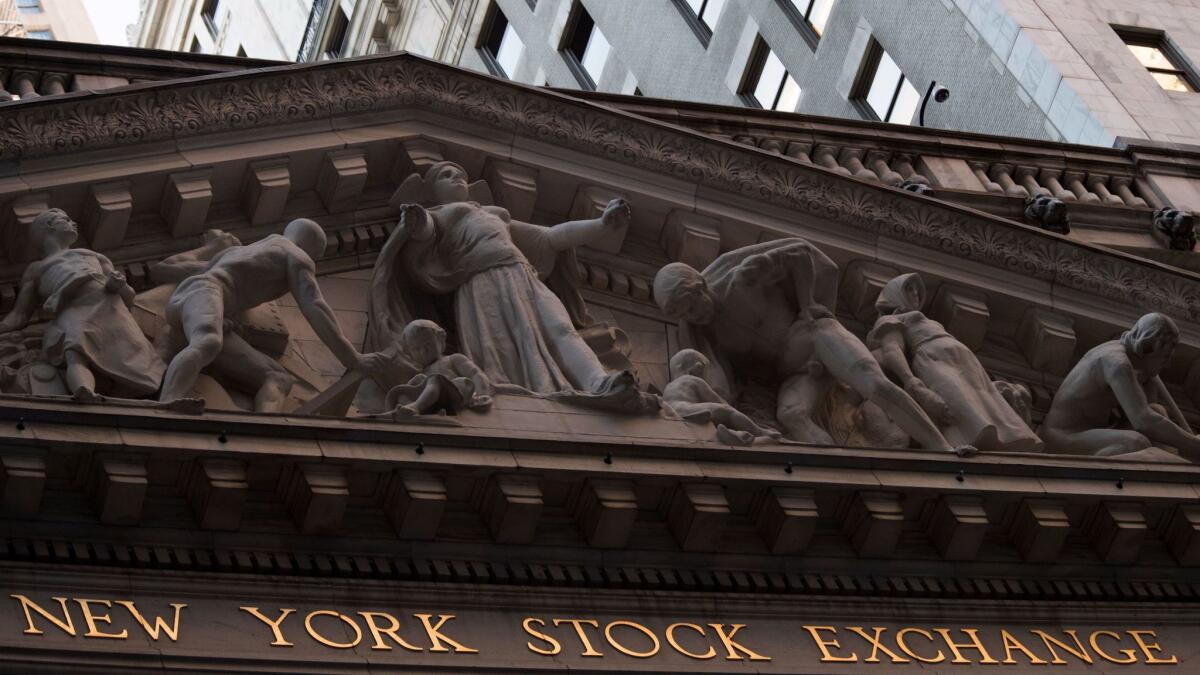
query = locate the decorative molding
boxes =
[0,55,1193,322]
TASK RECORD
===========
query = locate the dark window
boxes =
[526,0,537,9]
[778,0,835,49]
[852,39,920,124]
[15,0,41,14]
[200,0,219,37]
[560,2,609,90]
[1115,27,1197,92]
[478,3,524,78]
[325,7,349,58]
[739,38,801,111]
[671,0,725,46]
[27,29,53,40]
[189,36,202,53]
[236,45,247,57]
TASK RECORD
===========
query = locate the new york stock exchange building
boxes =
[3,37,1200,673]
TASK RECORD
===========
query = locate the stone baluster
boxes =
[784,141,813,164]
[1061,171,1099,203]
[1014,166,1050,197]
[970,162,1003,193]
[891,153,929,185]
[838,147,879,181]
[988,163,1028,197]
[759,138,786,154]
[40,73,68,96]
[1086,174,1124,205]
[1038,169,1075,201]
[1110,177,1148,208]
[0,68,12,101]
[813,145,852,176]
[11,71,38,99]
[864,150,903,185]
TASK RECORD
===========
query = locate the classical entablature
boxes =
[1,46,1200,671]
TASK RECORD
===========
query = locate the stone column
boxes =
[813,145,851,176]
[1014,166,1050,197]
[11,71,38,99]
[1038,169,1075,201]
[865,150,903,185]
[1087,174,1124,205]
[1110,177,1148,208]
[784,141,814,163]
[41,73,69,96]
[1062,171,1100,202]
[969,162,1003,193]
[892,154,930,184]
[838,147,879,181]
[988,163,1028,197]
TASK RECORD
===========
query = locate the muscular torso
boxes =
[707,283,804,368]
[1045,342,1153,430]
[199,236,298,313]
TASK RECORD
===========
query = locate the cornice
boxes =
[1,54,1199,323]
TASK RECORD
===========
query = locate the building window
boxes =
[853,40,920,124]
[560,3,610,90]
[1115,27,1197,93]
[15,0,41,14]
[189,36,202,53]
[779,0,835,49]
[26,28,53,40]
[479,3,524,79]
[325,7,350,58]
[740,38,802,112]
[236,45,247,57]
[200,0,219,37]
[671,0,726,46]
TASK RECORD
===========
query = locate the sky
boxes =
[81,0,141,46]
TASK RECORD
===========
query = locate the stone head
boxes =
[654,262,715,324]
[876,273,925,315]
[1121,312,1179,367]
[401,319,447,367]
[670,348,709,379]
[424,161,471,205]
[284,218,327,260]
[31,208,78,253]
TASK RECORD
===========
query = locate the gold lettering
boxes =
[1030,629,1093,665]
[553,618,603,656]
[304,610,362,649]
[802,626,857,663]
[415,614,478,653]
[604,620,660,659]
[999,629,1047,665]
[846,626,909,663]
[523,618,561,656]
[1127,630,1177,665]
[666,623,716,660]
[896,628,946,663]
[709,624,771,661]
[358,612,422,652]
[114,601,186,642]
[935,628,998,664]
[1089,630,1137,665]
[75,599,127,639]
[10,595,76,636]
[239,607,296,647]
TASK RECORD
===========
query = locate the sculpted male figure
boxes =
[0,209,164,401]
[1041,312,1200,461]
[159,218,377,410]
[654,239,965,454]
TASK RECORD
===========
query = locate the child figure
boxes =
[386,320,494,417]
[664,348,781,445]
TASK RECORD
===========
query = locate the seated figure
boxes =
[664,349,781,445]
[386,320,493,417]
[1040,312,1198,461]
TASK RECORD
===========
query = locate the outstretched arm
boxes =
[541,198,629,252]
[1108,360,1200,457]
[97,254,135,307]
[288,256,362,371]
[0,266,38,333]
[1151,376,1193,433]
[149,232,239,284]
[449,354,493,401]
[875,327,947,422]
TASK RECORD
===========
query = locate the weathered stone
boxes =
[1165,504,1200,566]
[1085,501,1147,564]
[926,495,988,561]
[183,458,248,531]
[483,159,538,222]
[930,284,990,352]
[0,454,46,517]
[278,463,349,535]
[83,181,132,250]
[661,210,721,270]
[755,487,818,554]
[317,148,368,212]
[384,470,447,540]
[1017,308,1076,376]
[665,482,729,552]
[574,478,638,548]
[481,474,543,544]
[88,455,148,526]
[838,491,903,558]
[244,159,291,226]
[161,171,213,237]
[1010,498,1069,562]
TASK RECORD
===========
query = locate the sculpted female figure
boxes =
[868,273,1042,452]
[368,161,647,409]
[0,209,164,400]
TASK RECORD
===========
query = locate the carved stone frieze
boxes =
[0,55,1194,324]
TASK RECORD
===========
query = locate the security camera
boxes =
[933,85,951,103]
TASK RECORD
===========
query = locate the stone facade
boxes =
[0,39,1198,672]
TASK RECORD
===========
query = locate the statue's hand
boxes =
[42,293,62,315]
[906,379,949,423]
[601,198,631,230]
[398,203,433,241]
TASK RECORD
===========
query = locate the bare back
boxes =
[199,235,307,313]
[1043,341,1130,431]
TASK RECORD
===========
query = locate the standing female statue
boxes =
[868,273,1042,452]
[0,209,164,401]
[367,161,650,411]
